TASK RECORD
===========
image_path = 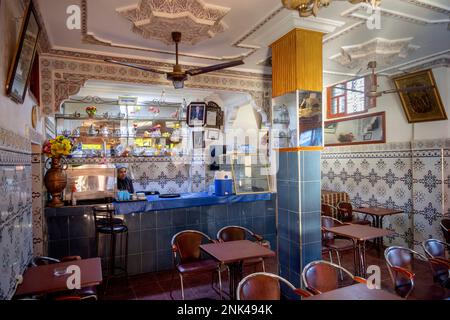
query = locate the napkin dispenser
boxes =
[214,171,233,196]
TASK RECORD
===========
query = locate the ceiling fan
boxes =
[105,32,244,89]
[343,61,435,98]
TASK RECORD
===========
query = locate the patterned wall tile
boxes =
[322,139,450,251]
[0,128,33,300]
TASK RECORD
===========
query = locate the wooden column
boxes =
[271,29,323,97]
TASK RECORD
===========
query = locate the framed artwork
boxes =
[192,131,205,149]
[393,69,447,123]
[324,112,386,147]
[187,102,206,127]
[207,130,219,140]
[6,2,41,104]
[205,101,223,129]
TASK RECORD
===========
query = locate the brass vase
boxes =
[44,158,67,208]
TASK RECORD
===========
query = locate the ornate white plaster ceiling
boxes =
[116,0,230,45]
[35,0,450,79]
[329,37,420,69]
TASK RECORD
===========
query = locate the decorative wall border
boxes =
[65,156,192,165]
[39,55,272,119]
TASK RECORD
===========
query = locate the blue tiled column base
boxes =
[45,196,277,275]
[277,151,322,290]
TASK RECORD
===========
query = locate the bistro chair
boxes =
[321,203,338,218]
[29,256,98,300]
[217,226,267,272]
[441,219,450,244]
[337,202,371,225]
[237,272,312,300]
[384,246,448,299]
[170,230,223,300]
[321,216,356,278]
[301,260,367,295]
[422,239,450,289]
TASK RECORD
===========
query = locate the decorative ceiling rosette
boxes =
[117,0,231,45]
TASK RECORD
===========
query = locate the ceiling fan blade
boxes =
[186,60,244,76]
[339,87,365,94]
[104,59,167,75]
[383,85,435,95]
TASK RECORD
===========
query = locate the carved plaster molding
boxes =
[400,0,450,15]
[329,37,420,69]
[81,0,282,62]
[116,0,230,45]
[342,3,450,26]
[39,56,272,122]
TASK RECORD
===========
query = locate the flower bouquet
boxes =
[42,135,73,159]
[86,106,97,118]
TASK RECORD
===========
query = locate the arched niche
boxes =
[39,55,272,125]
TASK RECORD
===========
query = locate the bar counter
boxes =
[45,192,277,275]
[114,192,272,215]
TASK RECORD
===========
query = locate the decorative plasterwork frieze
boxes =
[39,55,272,121]
[400,0,450,15]
[116,0,230,45]
[329,37,420,69]
[342,3,450,26]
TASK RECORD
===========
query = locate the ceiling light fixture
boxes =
[281,0,381,17]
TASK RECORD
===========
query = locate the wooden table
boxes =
[324,224,393,277]
[15,258,103,297]
[354,207,403,254]
[200,240,276,300]
[304,283,403,300]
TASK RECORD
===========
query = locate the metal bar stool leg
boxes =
[179,274,185,300]
[336,252,344,281]
[217,267,223,300]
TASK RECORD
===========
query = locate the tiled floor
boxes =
[100,247,449,300]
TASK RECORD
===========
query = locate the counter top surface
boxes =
[113,192,274,215]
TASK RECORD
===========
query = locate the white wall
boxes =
[0,0,44,138]
[323,66,450,143]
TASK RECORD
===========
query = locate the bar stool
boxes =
[92,205,129,279]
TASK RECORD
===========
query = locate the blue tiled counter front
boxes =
[45,192,277,275]
[114,192,273,215]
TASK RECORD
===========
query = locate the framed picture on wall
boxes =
[187,102,206,127]
[6,2,41,104]
[192,131,205,149]
[324,112,386,147]
[393,69,447,123]
[205,101,223,129]
[207,130,219,141]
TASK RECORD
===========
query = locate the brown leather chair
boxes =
[302,260,366,295]
[384,246,449,299]
[30,256,97,300]
[321,203,338,218]
[170,230,223,300]
[441,219,450,244]
[321,216,356,277]
[422,239,450,289]
[337,202,371,225]
[237,272,312,300]
[217,226,267,272]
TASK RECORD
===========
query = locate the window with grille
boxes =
[327,77,374,119]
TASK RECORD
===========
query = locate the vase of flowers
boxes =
[86,106,97,118]
[43,136,73,208]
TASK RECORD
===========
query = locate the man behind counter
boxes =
[117,166,134,194]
